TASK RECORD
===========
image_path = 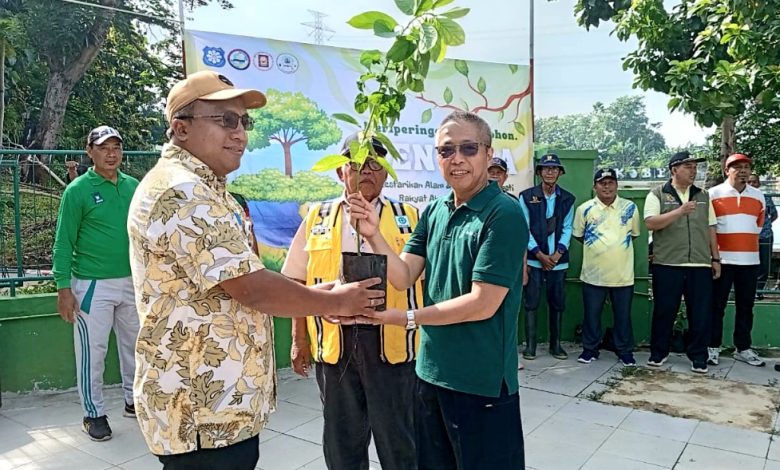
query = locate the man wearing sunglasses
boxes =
[347,111,527,469]
[282,131,423,470]
[127,71,384,469]
[519,153,576,361]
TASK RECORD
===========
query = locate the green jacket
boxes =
[651,181,711,266]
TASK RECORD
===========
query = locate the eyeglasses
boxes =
[348,159,384,172]
[435,142,490,159]
[174,111,254,131]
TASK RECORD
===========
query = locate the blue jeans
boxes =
[414,378,524,470]
[581,284,634,355]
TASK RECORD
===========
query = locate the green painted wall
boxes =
[0,293,292,393]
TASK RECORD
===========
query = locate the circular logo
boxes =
[254,52,273,71]
[277,53,299,74]
[227,49,250,70]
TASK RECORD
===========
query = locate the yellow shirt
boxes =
[573,196,641,287]
[127,144,274,455]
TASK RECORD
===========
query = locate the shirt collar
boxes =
[595,196,619,209]
[86,167,126,186]
[161,143,227,196]
[445,180,501,212]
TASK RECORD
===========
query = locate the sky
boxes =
[187,0,712,147]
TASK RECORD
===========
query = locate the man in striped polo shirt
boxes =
[709,153,767,367]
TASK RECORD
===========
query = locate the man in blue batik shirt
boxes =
[519,153,575,360]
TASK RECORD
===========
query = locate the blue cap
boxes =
[536,153,565,174]
[488,157,508,172]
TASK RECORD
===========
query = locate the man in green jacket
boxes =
[52,126,140,442]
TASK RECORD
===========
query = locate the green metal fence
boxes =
[0,149,159,296]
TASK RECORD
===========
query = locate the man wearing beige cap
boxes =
[127,71,384,469]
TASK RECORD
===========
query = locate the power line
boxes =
[56,0,174,23]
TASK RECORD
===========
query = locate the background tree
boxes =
[535,95,666,168]
[248,89,343,177]
[574,0,780,174]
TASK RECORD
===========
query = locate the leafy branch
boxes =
[312,0,470,178]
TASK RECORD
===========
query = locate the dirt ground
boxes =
[601,369,780,432]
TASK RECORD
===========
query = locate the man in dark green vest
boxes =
[644,151,721,374]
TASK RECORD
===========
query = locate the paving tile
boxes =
[0,435,82,469]
[2,400,85,429]
[524,434,595,470]
[294,456,328,470]
[256,434,323,470]
[599,429,686,468]
[258,428,280,444]
[620,409,699,442]
[522,373,596,397]
[765,460,780,470]
[688,421,771,458]
[582,451,670,469]
[116,453,160,470]
[528,416,614,453]
[767,437,780,461]
[675,443,766,470]
[76,419,149,465]
[726,362,775,387]
[554,398,632,428]
[13,445,113,470]
[277,376,318,402]
[286,417,323,445]
[265,401,321,434]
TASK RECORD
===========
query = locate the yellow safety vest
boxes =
[303,197,423,364]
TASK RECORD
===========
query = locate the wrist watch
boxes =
[405,309,417,330]
[711,258,721,263]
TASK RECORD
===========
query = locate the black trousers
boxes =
[524,267,566,312]
[315,325,416,470]
[157,434,259,470]
[415,378,524,470]
[582,284,634,355]
[758,237,773,291]
[711,263,759,351]
[650,265,712,363]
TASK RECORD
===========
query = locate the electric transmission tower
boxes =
[301,10,335,44]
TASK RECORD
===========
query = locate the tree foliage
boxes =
[247,89,343,177]
[574,0,780,170]
[228,169,343,204]
[535,95,667,168]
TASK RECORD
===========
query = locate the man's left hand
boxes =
[353,308,407,327]
[712,262,721,279]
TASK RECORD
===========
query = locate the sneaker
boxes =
[123,402,135,418]
[619,353,637,367]
[578,350,599,364]
[707,347,720,366]
[691,361,708,374]
[82,416,112,441]
[647,355,668,367]
[734,349,766,367]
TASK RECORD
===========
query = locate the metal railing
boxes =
[0,149,159,296]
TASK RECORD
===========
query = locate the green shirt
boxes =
[404,181,527,397]
[52,168,139,289]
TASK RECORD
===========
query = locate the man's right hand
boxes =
[678,201,697,216]
[57,288,78,323]
[291,340,312,377]
[536,253,557,271]
[328,277,385,316]
[346,193,379,239]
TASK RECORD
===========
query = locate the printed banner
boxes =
[185,30,533,256]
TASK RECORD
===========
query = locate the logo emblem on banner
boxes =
[202,47,226,67]
[277,53,299,74]
[254,52,273,71]
[227,49,250,70]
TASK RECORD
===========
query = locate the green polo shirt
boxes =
[52,168,139,289]
[404,181,527,397]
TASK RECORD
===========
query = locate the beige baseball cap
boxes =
[164,71,267,123]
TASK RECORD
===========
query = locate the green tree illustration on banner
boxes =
[248,89,343,177]
[415,60,531,136]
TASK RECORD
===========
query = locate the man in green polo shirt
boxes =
[348,111,527,469]
[52,125,140,442]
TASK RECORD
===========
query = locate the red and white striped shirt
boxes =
[710,182,765,265]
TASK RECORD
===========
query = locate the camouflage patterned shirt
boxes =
[127,144,275,455]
